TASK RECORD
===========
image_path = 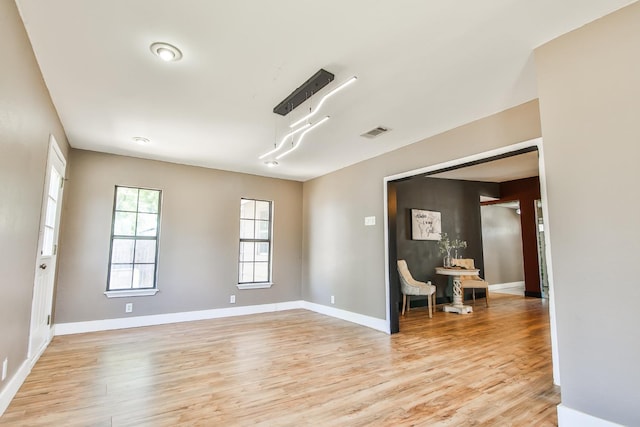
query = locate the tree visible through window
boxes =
[107,186,161,291]
[239,198,272,284]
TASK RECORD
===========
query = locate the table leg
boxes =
[443,277,473,314]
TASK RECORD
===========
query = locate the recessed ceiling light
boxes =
[264,160,279,168]
[150,42,182,62]
[132,136,151,145]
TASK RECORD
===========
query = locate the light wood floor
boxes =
[1,294,559,426]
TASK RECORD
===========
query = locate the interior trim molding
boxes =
[557,404,623,427]
[55,301,305,335]
[488,281,525,290]
[0,359,31,417]
[302,301,389,334]
[54,301,390,336]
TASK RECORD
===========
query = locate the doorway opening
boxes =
[383,137,559,384]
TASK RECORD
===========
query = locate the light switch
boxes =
[364,216,376,226]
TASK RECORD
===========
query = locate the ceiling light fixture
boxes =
[150,42,183,62]
[289,76,357,128]
[276,116,330,160]
[264,160,279,168]
[258,123,311,159]
[132,136,151,145]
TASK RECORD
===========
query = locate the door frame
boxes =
[382,137,561,386]
[28,134,66,361]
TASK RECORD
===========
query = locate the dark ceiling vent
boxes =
[361,126,389,138]
[273,69,335,116]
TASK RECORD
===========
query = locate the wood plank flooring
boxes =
[0,294,559,426]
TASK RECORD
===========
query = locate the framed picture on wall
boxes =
[411,209,441,240]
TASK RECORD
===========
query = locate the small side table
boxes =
[435,267,479,314]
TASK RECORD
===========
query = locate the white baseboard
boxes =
[489,281,525,291]
[557,404,623,427]
[0,358,31,417]
[55,300,305,335]
[55,300,390,336]
[302,301,390,334]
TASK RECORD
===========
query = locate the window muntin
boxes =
[239,199,272,284]
[107,186,161,291]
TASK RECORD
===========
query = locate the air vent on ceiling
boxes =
[361,126,389,138]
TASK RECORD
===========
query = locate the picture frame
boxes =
[411,209,441,240]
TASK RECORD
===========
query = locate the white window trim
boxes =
[237,282,273,290]
[104,289,159,298]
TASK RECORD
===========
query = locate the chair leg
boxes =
[427,293,432,319]
[402,294,407,316]
[485,289,489,307]
[432,294,437,314]
[472,288,476,306]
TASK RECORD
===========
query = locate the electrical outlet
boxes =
[125,303,133,313]
[230,295,236,304]
[2,358,7,381]
[331,295,335,304]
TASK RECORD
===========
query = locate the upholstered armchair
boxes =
[397,259,437,318]
[452,258,489,307]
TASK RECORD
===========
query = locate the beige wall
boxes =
[302,100,541,319]
[535,2,640,425]
[480,205,525,285]
[54,150,302,323]
[0,0,70,396]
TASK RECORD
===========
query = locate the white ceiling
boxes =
[16,0,635,181]
[430,150,539,182]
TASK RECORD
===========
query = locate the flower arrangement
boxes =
[438,233,467,261]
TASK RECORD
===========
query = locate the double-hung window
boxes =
[238,198,273,288]
[106,186,161,296]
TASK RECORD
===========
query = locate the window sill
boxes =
[237,282,273,290]
[104,289,159,298]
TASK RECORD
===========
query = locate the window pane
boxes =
[138,189,160,213]
[240,219,254,239]
[112,239,134,263]
[114,212,136,236]
[110,265,133,289]
[239,263,254,283]
[240,199,255,219]
[136,213,158,236]
[42,226,54,257]
[255,201,270,220]
[109,186,162,291]
[48,167,61,201]
[238,198,272,284]
[255,242,269,262]
[254,262,269,282]
[45,197,57,227]
[116,187,138,211]
[133,264,155,288]
[255,220,270,239]
[134,240,156,263]
[239,242,255,262]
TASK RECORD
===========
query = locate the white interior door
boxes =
[28,135,66,359]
